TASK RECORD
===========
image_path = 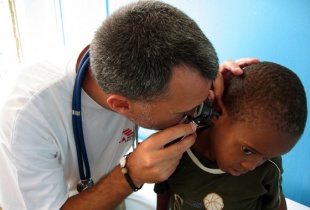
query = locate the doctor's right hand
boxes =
[125,123,197,187]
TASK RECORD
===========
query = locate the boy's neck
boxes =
[192,128,215,162]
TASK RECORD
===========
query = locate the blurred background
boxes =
[1,0,309,207]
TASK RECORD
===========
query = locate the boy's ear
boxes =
[106,94,133,116]
[212,97,227,120]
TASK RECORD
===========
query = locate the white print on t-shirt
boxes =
[203,193,224,210]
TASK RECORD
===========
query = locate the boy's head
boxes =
[223,61,307,137]
[209,62,307,176]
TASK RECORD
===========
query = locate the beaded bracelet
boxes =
[120,154,143,192]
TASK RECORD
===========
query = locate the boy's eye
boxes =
[242,147,253,155]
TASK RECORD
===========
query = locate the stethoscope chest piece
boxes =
[77,178,94,192]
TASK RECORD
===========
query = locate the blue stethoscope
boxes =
[72,49,140,192]
[72,49,94,192]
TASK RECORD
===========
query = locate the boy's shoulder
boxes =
[267,156,283,173]
[268,157,282,167]
[255,156,283,177]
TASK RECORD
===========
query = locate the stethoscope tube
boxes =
[72,49,139,192]
[72,49,93,191]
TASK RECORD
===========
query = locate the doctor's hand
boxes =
[213,58,260,102]
[125,123,197,187]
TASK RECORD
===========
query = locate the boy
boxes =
[155,62,307,210]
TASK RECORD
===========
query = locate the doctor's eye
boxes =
[242,147,253,155]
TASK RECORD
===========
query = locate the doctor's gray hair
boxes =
[90,0,218,102]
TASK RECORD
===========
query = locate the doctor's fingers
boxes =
[219,59,242,76]
[128,126,195,166]
[214,58,260,100]
[219,58,259,74]
[150,155,183,182]
[160,132,196,158]
[144,123,197,150]
[234,57,260,68]
[128,151,183,184]
[126,138,186,184]
[131,131,195,172]
[149,138,197,182]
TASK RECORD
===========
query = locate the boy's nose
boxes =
[241,158,266,172]
[241,161,257,171]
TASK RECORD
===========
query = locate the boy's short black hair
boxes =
[223,61,307,138]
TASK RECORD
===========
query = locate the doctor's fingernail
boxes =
[190,123,197,131]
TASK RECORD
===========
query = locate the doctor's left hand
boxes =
[213,57,259,101]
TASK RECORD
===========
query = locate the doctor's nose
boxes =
[185,103,203,119]
[184,110,196,119]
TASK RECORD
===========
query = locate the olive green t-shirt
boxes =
[155,148,283,210]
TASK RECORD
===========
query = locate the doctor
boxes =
[0,1,258,209]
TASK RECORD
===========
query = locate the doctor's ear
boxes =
[107,95,132,115]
